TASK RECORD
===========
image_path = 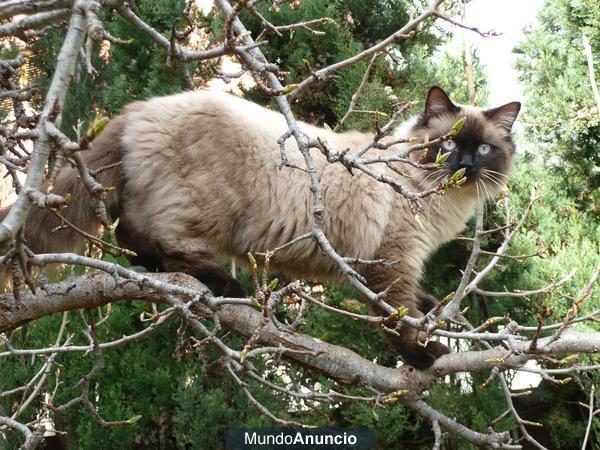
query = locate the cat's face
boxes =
[411,86,520,195]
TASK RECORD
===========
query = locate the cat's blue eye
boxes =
[441,139,457,151]
[477,143,492,155]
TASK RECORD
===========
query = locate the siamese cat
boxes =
[9,86,520,369]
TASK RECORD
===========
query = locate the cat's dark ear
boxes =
[424,86,459,117]
[484,102,521,130]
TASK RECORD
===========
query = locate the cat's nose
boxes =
[458,152,474,169]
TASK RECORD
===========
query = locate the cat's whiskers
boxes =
[480,170,507,193]
[425,171,448,221]
[482,177,504,194]
[482,171,504,185]
[419,167,444,188]
[480,177,492,201]
[483,171,508,189]
[475,179,482,211]
[428,170,448,190]
[434,176,465,221]
[481,168,507,184]
[476,179,490,219]
[413,168,429,181]
[483,168,509,179]
[483,179,494,217]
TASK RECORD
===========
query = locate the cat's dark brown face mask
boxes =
[413,86,521,192]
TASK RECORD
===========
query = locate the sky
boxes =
[463,0,545,105]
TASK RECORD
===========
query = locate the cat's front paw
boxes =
[401,341,450,369]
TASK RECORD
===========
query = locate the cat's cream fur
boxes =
[9,87,520,368]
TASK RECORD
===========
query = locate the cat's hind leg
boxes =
[116,219,245,297]
[161,250,247,297]
[416,289,441,314]
[115,220,165,273]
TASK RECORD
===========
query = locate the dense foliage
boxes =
[515,0,600,220]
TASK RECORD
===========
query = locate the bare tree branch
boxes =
[0,0,72,21]
[288,0,446,99]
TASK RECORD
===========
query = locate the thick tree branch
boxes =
[0,9,69,38]
[0,0,72,21]
[3,271,600,392]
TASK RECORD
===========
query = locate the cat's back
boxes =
[120,89,291,163]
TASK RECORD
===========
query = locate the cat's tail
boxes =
[0,114,127,275]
